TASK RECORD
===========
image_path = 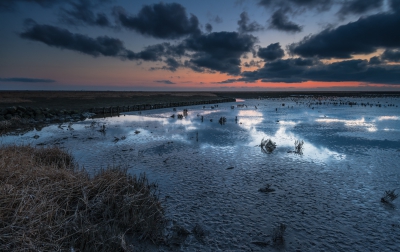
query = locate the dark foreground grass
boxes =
[0,145,164,251]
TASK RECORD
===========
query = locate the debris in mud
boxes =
[272,223,286,244]
[33,134,39,139]
[218,116,227,125]
[134,130,140,134]
[177,114,183,119]
[226,166,234,170]
[167,223,191,245]
[192,223,208,241]
[98,124,106,134]
[381,189,398,204]
[259,184,275,193]
[294,140,304,154]
[260,138,276,153]
[288,140,304,154]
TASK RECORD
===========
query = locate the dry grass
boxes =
[0,145,165,251]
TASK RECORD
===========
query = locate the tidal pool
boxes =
[2,97,400,251]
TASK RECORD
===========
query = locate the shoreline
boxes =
[1,90,400,134]
[0,92,235,133]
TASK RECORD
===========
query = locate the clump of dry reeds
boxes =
[261,138,276,153]
[294,140,304,154]
[0,145,165,251]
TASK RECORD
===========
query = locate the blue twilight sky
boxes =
[1,0,400,91]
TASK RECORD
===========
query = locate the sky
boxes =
[1,0,400,91]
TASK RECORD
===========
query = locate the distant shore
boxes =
[1,90,400,111]
[1,91,400,133]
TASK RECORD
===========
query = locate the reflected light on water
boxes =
[377,116,400,121]
[316,118,377,132]
[247,125,345,162]
[237,110,263,128]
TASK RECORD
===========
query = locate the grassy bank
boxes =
[0,145,164,251]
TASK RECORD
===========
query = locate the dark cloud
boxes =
[257,43,285,61]
[19,20,174,63]
[240,58,318,82]
[155,80,175,84]
[164,58,181,71]
[114,3,201,39]
[60,0,111,27]
[269,10,302,33]
[369,56,382,65]
[127,44,166,61]
[19,20,257,75]
[0,0,61,11]
[389,0,400,12]
[217,79,240,84]
[0,77,56,83]
[238,12,264,33]
[258,0,334,13]
[289,12,400,58]
[243,60,261,68]
[183,32,258,75]
[337,0,383,16]
[152,58,182,72]
[381,49,400,62]
[238,58,400,84]
[205,23,213,33]
[20,20,132,58]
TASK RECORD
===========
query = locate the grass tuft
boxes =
[0,145,164,251]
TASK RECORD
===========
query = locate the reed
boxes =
[294,140,304,154]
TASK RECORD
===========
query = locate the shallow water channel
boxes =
[2,97,400,251]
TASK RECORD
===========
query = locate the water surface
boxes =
[2,97,400,251]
